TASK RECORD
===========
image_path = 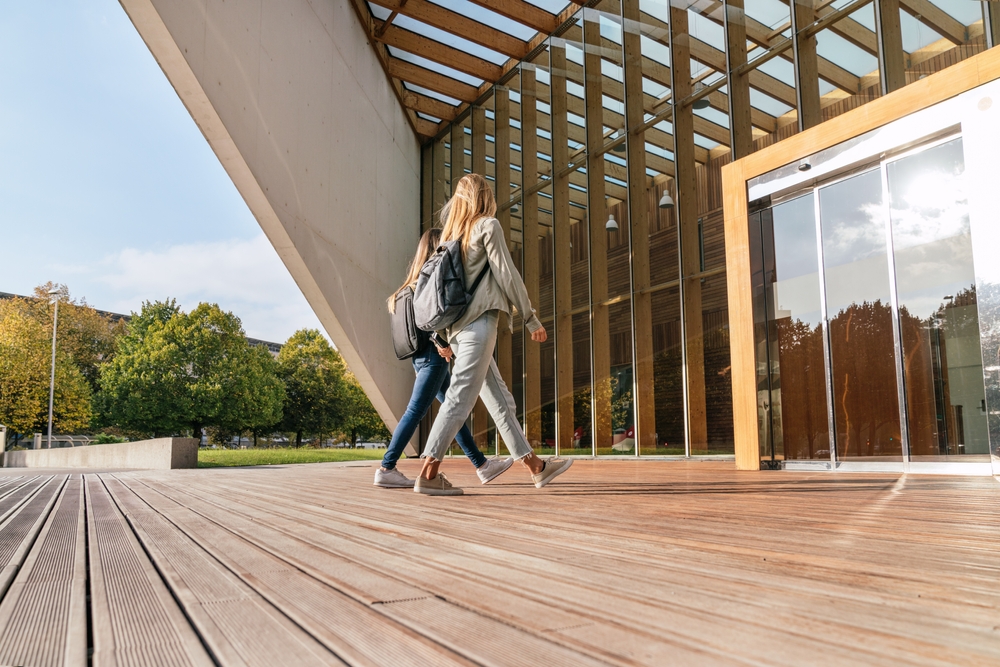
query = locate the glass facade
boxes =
[749,76,1000,471]
[416,0,1000,458]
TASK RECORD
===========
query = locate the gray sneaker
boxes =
[414,473,463,496]
[477,457,514,484]
[531,458,573,489]
[374,467,415,488]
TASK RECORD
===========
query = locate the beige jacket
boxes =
[444,217,542,341]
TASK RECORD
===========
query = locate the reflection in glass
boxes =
[820,168,902,460]
[888,138,989,459]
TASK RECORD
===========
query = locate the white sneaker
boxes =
[374,467,415,488]
[414,473,463,496]
[477,457,513,484]
[531,458,573,489]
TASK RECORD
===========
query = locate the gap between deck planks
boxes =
[0,462,996,667]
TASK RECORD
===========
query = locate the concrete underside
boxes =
[119,0,421,429]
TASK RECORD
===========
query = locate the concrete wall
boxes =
[119,0,421,428]
[4,438,199,469]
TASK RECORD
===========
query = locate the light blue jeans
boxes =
[422,310,533,462]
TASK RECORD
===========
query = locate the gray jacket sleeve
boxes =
[481,218,542,332]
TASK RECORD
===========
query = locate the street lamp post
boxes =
[47,288,60,450]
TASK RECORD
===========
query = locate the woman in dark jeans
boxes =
[375,229,513,488]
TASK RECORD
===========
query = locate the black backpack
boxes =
[390,286,431,360]
[412,239,488,332]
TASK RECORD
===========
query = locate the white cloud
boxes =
[94,234,325,343]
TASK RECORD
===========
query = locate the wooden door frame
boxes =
[722,46,1000,471]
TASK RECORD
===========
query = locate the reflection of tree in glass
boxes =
[773,318,828,459]
[898,285,981,456]
[827,300,902,457]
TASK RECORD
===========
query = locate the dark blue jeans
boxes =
[381,345,486,470]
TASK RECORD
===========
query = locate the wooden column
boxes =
[421,144,434,231]
[450,122,465,190]
[521,66,542,447]
[790,0,821,130]
[471,105,487,176]
[470,104,490,451]
[670,3,708,451]
[987,2,1000,50]
[432,138,448,224]
[874,0,906,94]
[622,0,655,454]
[584,9,612,453]
[724,0,754,159]
[494,87,514,392]
[550,43,575,455]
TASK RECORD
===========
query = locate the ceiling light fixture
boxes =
[606,213,619,232]
[658,192,674,209]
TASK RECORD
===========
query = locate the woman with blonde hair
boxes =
[376,228,513,488]
[415,173,572,495]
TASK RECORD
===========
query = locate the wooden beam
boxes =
[387,58,480,102]
[900,0,968,46]
[466,0,560,34]
[521,65,542,447]
[550,42,575,455]
[623,0,655,455]
[791,0,821,130]
[401,90,457,121]
[375,22,503,81]
[724,0,754,159]
[368,0,528,59]
[584,7,612,454]
[875,0,906,94]
[414,116,441,137]
[670,2,708,452]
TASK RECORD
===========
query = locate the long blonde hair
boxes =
[388,228,442,313]
[440,174,497,251]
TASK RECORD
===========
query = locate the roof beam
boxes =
[900,0,968,45]
[401,90,458,119]
[375,21,503,81]
[387,58,481,101]
[466,0,560,34]
[368,0,528,58]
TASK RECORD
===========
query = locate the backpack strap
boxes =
[469,263,490,295]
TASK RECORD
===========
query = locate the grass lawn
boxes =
[197,447,387,468]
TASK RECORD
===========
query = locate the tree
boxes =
[98,301,284,439]
[0,297,92,444]
[29,283,124,392]
[277,329,345,447]
[337,371,390,447]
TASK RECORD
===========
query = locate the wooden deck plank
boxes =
[132,462,1000,666]
[0,476,87,667]
[85,475,214,667]
[102,475,346,667]
[0,475,64,599]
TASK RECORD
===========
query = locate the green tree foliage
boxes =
[277,329,346,447]
[97,301,284,439]
[337,371,390,446]
[0,296,92,441]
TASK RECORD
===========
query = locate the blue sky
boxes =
[0,1,322,343]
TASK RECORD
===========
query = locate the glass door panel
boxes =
[887,138,990,460]
[819,169,903,461]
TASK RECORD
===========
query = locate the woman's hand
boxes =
[436,345,454,362]
[531,326,547,343]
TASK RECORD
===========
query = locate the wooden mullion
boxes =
[790,0,821,130]
[724,0,754,159]
[670,2,708,452]
[584,8,612,454]
[550,41,575,456]
[495,86,514,392]
[623,0,655,455]
[874,0,907,94]
[521,65,542,447]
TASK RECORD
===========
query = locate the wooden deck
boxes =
[0,460,998,666]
